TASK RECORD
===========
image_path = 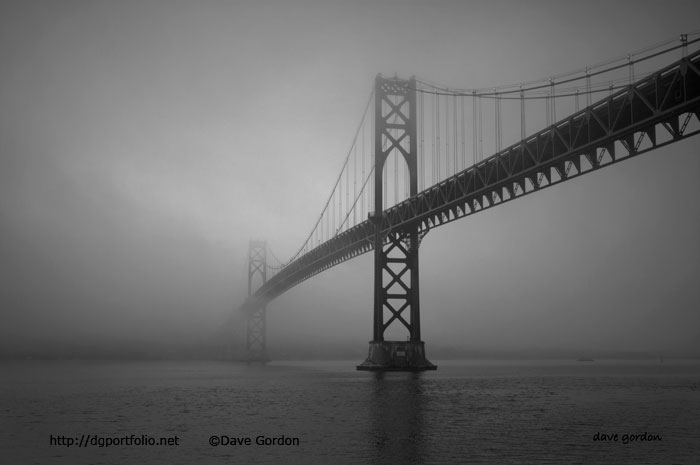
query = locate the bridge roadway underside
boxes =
[241,48,700,316]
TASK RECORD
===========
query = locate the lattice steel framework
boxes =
[246,240,268,362]
[371,75,421,342]
[241,48,700,312]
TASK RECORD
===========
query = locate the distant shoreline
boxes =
[2,353,699,362]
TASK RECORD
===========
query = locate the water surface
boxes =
[1,359,698,464]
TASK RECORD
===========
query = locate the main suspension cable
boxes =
[285,88,374,265]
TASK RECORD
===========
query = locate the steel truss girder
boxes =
[241,49,700,311]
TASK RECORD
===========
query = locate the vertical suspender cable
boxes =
[406,155,409,198]
[550,78,556,124]
[340,174,344,232]
[394,129,398,205]
[460,95,465,172]
[436,93,441,180]
[370,96,374,215]
[586,68,592,107]
[353,139,357,226]
[518,87,525,196]
[495,88,501,153]
[383,153,387,211]
[472,91,477,167]
[453,94,458,175]
[361,116,366,220]
[628,54,634,83]
[419,89,424,190]
[346,154,350,228]
[446,92,451,176]
[430,95,435,183]
[381,99,386,211]
[520,87,525,140]
[445,94,450,176]
[478,95,483,161]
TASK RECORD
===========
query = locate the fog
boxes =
[1,0,699,360]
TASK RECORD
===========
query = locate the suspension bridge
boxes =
[235,33,700,371]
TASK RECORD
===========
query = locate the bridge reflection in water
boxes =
[368,372,428,464]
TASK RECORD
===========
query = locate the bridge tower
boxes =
[246,240,269,363]
[357,75,436,371]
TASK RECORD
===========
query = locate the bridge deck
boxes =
[242,48,700,312]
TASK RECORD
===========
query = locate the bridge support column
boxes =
[357,75,436,371]
[245,240,269,363]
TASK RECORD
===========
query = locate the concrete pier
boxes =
[357,341,436,371]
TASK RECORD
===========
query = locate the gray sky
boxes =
[1,0,699,356]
